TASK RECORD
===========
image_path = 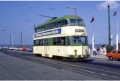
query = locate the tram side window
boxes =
[44,25,46,30]
[35,29,37,33]
[50,23,52,29]
[39,40,43,45]
[49,23,52,29]
[40,27,42,32]
[53,38,57,45]
[73,36,81,43]
[42,26,45,31]
[70,19,78,26]
[44,39,48,45]
[47,24,50,29]
[68,37,72,45]
[54,22,57,28]
[51,23,54,29]
[72,36,87,44]
[39,39,45,45]
[53,37,66,45]
[61,20,68,27]
[61,37,66,45]
[53,38,61,45]
[34,40,39,45]
[81,36,86,44]
[78,20,84,26]
[57,38,61,45]
[65,20,68,26]
[57,21,62,27]
[36,29,38,32]
[38,28,40,32]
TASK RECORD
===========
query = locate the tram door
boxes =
[44,39,48,57]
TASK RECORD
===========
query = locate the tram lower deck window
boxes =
[68,36,87,45]
[73,36,86,43]
[73,36,81,43]
[53,37,66,45]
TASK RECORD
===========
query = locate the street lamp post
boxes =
[113,10,119,50]
[21,32,22,48]
[108,4,111,46]
[10,33,13,47]
[116,12,119,50]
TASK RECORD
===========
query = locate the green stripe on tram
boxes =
[34,36,88,46]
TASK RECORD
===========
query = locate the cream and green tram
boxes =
[33,15,90,59]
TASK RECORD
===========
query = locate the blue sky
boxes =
[0,1,120,45]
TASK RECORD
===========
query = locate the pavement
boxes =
[90,54,108,59]
[89,53,120,67]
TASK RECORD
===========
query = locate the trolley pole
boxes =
[108,4,111,46]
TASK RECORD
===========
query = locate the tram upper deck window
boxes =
[54,22,57,28]
[78,20,84,26]
[41,27,44,31]
[57,21,62,27]
[70,19,78,26]
[35,29,37,32]
[61,20,68,26]
[47,24,50,29]
[70,19,84,26]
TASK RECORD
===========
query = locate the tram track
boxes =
[2,50,120,80]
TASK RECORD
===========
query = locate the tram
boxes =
[33,15,90,59]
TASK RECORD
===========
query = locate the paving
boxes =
[90,54,120,66]
[0,51,99,80]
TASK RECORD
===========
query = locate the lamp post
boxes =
[116,12,119,50]
[10,33,13,47]
[21,32,22,48]
[113,10,119,50]
[90,17,95,55]
[108,4,111,46]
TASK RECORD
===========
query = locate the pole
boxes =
[10,33,13,47]
[11,33,13,47]
[111,35,113,46]
[92,19,95,55]
[21,32,22,48]
[116,11,119,50]
[108,4,111,46]
[10,33,11,47]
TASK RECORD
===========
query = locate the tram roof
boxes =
[35,15,84,29]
